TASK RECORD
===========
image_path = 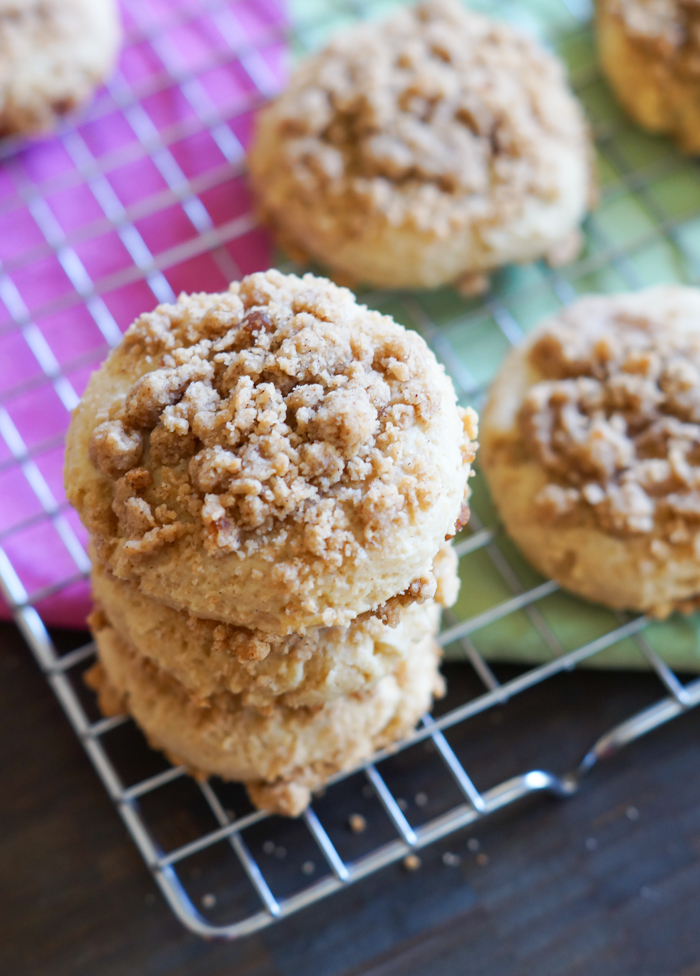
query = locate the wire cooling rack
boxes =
[3,0,700,941]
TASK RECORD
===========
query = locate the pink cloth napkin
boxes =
[0,0,288,629]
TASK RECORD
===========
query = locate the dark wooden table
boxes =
[3,617,700,976]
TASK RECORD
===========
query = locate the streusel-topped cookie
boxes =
[481,287,700,616]
[248,0,593,290]
[598,0,700,153]
[0,0,121,137]
[66,270,476,633]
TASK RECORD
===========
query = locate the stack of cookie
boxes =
[66,270,477,815]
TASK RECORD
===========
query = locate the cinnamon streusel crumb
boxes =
[87,271,455,569]
[520,301,700,543]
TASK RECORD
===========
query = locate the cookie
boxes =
[248,0,593,290]
[65,270,477,634]
[87,609,444,817]
[90,542,456,711]
[598,0,700,154]
[0,0,121,137]
[480,286,700,617]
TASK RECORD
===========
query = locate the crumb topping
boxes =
[609,0,700,71]
[88,270,475,573]
[520,303,700,543]
[254,0,589,237]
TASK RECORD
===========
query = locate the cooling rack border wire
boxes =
[2,0,700,941]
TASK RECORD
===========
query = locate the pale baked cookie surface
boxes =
[90,542,456,711]
[598,0,700,153]
[65,270,476,633]
[0,0,121,137]
[248,0,593,290]
[480,286,700,617]
[87,611,444,817]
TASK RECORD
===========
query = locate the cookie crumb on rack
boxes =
[349,813,367,833]
[403,854,422,871]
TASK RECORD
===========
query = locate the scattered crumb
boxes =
[442,851,461,867]
[403,854,422,871]
[476,852,489,866]
[349,813,367,833]
[457,272,490,298]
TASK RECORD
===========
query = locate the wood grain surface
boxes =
[2,618,700,976]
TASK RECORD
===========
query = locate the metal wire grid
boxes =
[1,0,700,941]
